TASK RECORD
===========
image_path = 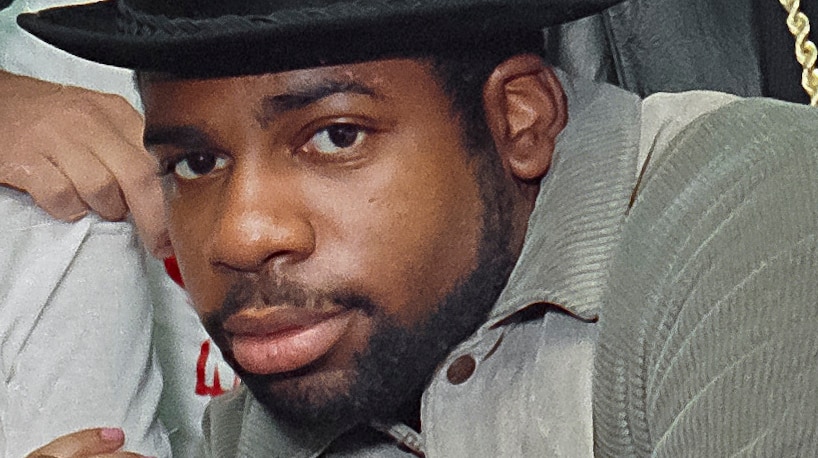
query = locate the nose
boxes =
[207,165,315,274]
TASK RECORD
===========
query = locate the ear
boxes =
[483,54,567,181]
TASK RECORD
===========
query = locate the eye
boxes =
[305,124,367,156]
[172,152,229,180]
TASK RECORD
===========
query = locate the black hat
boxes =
[18,0,624,77]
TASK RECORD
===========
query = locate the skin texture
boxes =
[139,55,566,428]
[23,54,567,453]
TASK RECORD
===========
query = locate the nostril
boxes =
[207,210,316,274]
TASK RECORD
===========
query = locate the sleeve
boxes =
[594,98,818,456]
[0,188,171,457]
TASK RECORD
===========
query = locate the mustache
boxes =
[216,275,377,322]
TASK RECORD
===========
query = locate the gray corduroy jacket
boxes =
[199,74,818,457]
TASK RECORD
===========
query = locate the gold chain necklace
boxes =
[779,0,818,105]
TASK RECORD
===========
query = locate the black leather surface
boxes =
[546,0,764,98]
[606,0,762,97]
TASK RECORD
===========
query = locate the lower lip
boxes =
[230,311,354,375]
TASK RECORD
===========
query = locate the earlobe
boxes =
[483,54,567,182]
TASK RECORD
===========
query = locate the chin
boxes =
[244,366,367,428]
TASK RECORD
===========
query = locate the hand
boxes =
[25,428,152,458]
[0,70,171,258]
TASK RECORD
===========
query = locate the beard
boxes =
[202,153,517,430]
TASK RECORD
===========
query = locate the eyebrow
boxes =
[143,79,382,149]
[256,79,381,127]
[143,125,213,151]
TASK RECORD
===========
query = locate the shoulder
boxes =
[595,97,818,455]
[637,96,818,203]
[637,90,739,176]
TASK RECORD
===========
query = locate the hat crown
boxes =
[125,0,321,18]
[20,0,626,75]
[124,0,371,19]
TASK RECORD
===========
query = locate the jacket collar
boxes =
[486,70,641,326]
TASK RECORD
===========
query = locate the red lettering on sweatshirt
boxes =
[163,256,185,288]
[195,340,227,397]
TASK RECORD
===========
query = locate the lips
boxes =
[224,306,355,375]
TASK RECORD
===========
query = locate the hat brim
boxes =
[18,0,624,77]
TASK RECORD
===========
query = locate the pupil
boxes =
[188,153,216,174]
[327,125,359,148]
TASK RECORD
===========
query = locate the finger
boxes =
[96,124,170,258]
[76,106,170,257]
[84,91,144,144]
[88,453,154,458]
[29,451,151,458]
[97,131,172,258]
[27,428,124,458]
[0,153,88,221]
[41,139,128,221]
[28,454,149,458]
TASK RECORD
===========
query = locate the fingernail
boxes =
[99,427,124,441]
[149,235,174,260]
[67,210,89,221]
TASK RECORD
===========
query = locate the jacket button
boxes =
[446,354,476,385]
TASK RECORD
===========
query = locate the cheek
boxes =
[388,164,483,310]
[309,143,485,326]
[166,192,225,317]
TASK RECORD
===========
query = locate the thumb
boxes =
[27,428,125,458]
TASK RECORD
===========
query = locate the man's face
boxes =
[141,59,516,426]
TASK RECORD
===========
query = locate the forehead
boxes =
[138,58,445,114]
